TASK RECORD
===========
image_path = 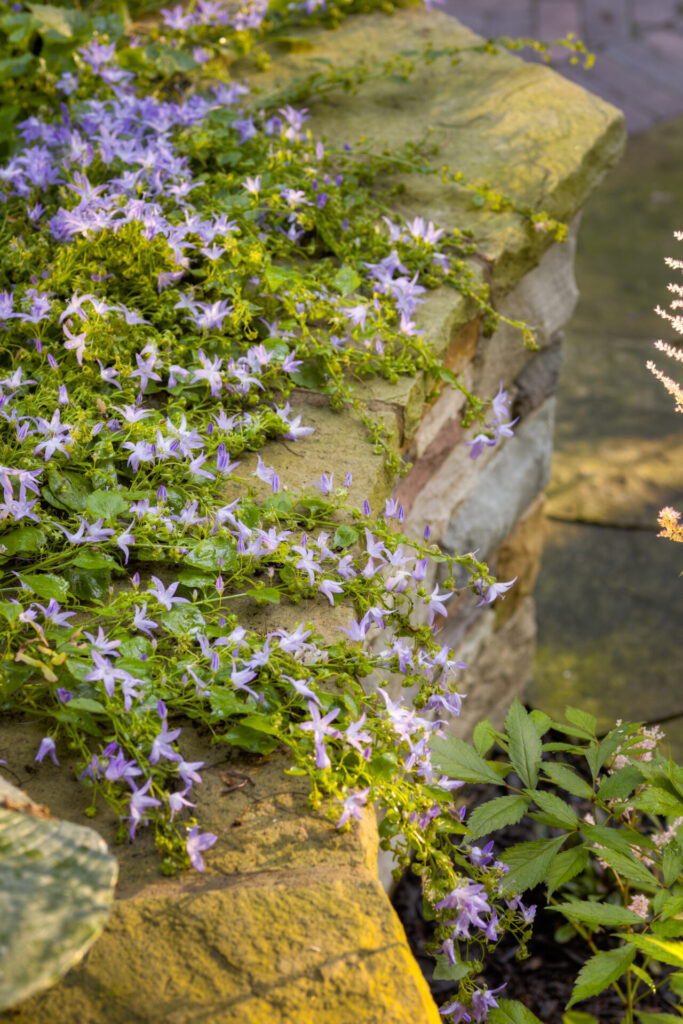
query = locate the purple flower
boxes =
[336,787,370,828]
[169,790,195,822]
[299,701,340,769]
[35,736,59,766]
[147,576,189,611]
[149,719,182,764]
[476,577,517,607]
[435,882,492,938]
[127,778,161,839]
[186,825,217,871]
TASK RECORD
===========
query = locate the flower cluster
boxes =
[0,3,563,1020]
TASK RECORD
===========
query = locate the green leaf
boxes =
[588,845,658,889]
[331,264,361,295]
[177,569,214,588]
[546,846,589,897]
[564,707,597,736]
[238,714,280,736]
[46,470,91,513]
[245,587,280,605]
[219,724,279,754]
[209,687,248,719]
[635,1014,683,1023]
[489,999,546,1023]
[541,762,594,799]
[563,1014,599,1024]
[621,934,683,969]
[501,835,567,894]
[17,573,69,603]
[663,846,683,888]
[466,794,529,837]
[159,605,205,636]
[549,899,645,928]
[529,709,552,736]
[566,944,635,1008]
[27,3,91,37]
[0,777,117,1013]
[72,550,116,570]
[66,698,107,715]
[85,490,128,520]
[333,524,359,548]
[472,718,497,757]
[528,789,579,829]
[597,766,644,802]
[430,734,506,786]
[63,566,110,601]
[431,955,469,982]
[0,601,20,623]
[185,537,236,571]
[631,786,683,818]
[368,753,399,783]
[505,699,542,789]
[0,527,46,557]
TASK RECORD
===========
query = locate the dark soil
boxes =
[391,781,677,1023]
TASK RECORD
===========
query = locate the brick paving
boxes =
[441,0,683,132]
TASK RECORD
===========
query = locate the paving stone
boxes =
[633,0,681,27]
[602,39,683,97]
[644,27,683,61]
[559,62,666,132]
[538,0,583,43]
[441,400,556,572]
[583,0,631,46]
[529,520,683,734]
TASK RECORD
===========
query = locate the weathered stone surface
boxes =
[512,335,564,422]
[0,722,439,1024]
[441,400,555,571]
[490,493,547,626]
[444,598,537,738]
[471,216,579,401]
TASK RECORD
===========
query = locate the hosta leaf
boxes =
[501,835,566,894]
[505,699,542,789]
[566,944,635,1008]
[0,777,117,1012]
[466,794,529,837]
[430,734,504,786]
[549,899,645,928]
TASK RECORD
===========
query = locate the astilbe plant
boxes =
[0,1,616,1020]
[647,231,683,545]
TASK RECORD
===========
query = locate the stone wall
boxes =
[1,8,625,1023]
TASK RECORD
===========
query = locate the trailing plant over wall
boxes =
[0,2,659,1021]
